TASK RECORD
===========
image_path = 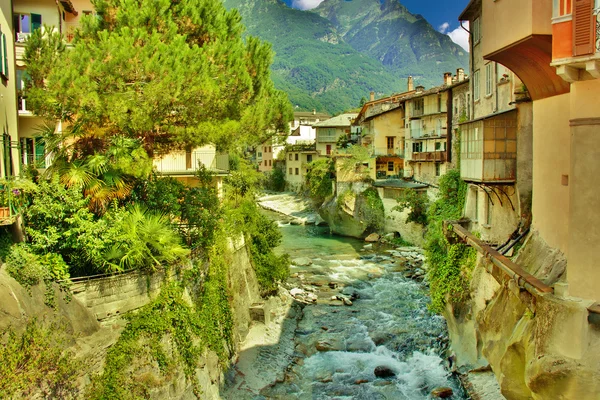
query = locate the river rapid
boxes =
[225,216,466,400]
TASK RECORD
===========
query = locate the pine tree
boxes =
[24,0,292,159]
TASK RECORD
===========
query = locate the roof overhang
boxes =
[59,0,78,16]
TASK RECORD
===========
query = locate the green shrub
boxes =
[360,187,385,231]
[0,319,80,399]
[5,244,46,289]
[263,166,286,192]
[393,189,430,226]
[305,158,334,206]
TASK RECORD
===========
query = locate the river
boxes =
[225,218,466,399]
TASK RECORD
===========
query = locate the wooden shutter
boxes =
[573,0,595,56]
[31,14,42,31]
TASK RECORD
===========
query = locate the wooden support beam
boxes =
[448,222,553,296]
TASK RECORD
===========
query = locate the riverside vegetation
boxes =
[0,0,292,397]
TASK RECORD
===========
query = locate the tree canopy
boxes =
[25,0,292,158]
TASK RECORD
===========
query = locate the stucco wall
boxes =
[0,0,19,177]
[531,94,570,255]
[567,79,600,301]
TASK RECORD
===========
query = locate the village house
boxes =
[256,110,329,172]
[403,71,469,186]
[283,142,317,192]
[458,1,532,245]
[353,90,413,181]
[313,113,357,157]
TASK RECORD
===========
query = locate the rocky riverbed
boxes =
[223,218,466,399]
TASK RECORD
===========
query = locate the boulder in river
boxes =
[365,233,380,242]
[290,288,305,297]
[292,257,312,266]
[431,387,453,398]
[374,366,396,378]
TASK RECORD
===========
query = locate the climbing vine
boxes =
[86,245,234,400]
[408,169,477,314]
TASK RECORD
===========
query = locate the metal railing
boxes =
[372,146,405,158]
[411,151,447,162]
[154,151,229,174]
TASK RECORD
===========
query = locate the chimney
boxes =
[370,91,375,101]
[407,76,414,92]
[444,72,452,86]
[313,109,316,115]
[457,68,465,82]
[415,85,425,93]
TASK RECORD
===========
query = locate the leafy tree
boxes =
[394,189,430,226]
[24,0,292,159]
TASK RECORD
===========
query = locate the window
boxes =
[295,153,299,161]
[17,70,30,111]
[289,168,292,174]
[473,70,480,101]
[268,160,272,166]
[20,137,45,168]
[413,98,424,115]
[326,144,332,155]
[269,146,272,153]
[387,161,394,172]
[435,163,441,176]
[14,13,42,42]
[289,153,292,161]
[485,63,493,96]
[472,17,481,44]
[435,142,446,151]
[412,142,423,153]
[295,168,299,175]
[307,154,313,163]
[387,137,394,149]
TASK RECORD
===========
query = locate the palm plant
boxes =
[40,123,153,212]
[104,205,190,272]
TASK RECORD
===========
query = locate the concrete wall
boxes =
[379,196,425,247]
[531,94,570,255]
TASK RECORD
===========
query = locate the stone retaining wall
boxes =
[70,267,183,322]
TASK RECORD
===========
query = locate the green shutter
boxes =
[2,33,8,79]
[35,137,45,168]
[31,14,42,31]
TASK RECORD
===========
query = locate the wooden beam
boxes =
[448,223,553,295]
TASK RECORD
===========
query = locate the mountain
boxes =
[223,0,467,115]
[313,0,468,83]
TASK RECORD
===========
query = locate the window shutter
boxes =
[2,34,7,79]
[31,14,42,31]
[573,0,595,56]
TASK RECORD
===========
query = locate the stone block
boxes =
[249,302,270,324]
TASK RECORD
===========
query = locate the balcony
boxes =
[317,134,338,143]
[551,1,600,82]
[477,0,570,100]
[153,150,229,176]
[411,151,447,162]
[459,111,517,183]
[372,146,405,158]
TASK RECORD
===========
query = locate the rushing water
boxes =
[229,217,466,399]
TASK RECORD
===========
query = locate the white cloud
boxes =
[447,21,470,52]
[438,22,450,34]
[292,0,324,10]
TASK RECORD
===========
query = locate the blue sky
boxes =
[284,0,471,51]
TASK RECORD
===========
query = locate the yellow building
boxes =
[14,0,94,172]
[283,142,317,192]
[403,74,469,186]
[354,91,412,180]
[0,0,19,179]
